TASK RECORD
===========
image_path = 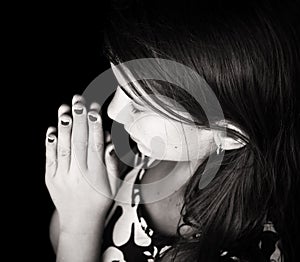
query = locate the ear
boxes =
[212,121,248,151]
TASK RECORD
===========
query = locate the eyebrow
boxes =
[119,85,144,106]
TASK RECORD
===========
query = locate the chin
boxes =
[136,142,151,156]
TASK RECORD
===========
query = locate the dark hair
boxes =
[102,0,300,261]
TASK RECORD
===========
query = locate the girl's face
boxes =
[107,63,216,162]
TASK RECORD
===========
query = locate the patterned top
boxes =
[101,154,175,261]
[100,153,283,262]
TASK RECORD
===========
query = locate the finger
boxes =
[90,102,111,143]
[71,98,88,169]
[89,102,101,113]
[58,104,71,118]
[87,111,105,171]
[72,94,86,106]
[57,114,72,172]
[45,126,57,178]
[105,131,112,144]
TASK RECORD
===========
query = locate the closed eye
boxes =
[130,102,144,114]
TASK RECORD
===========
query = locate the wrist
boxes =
[57,229,103,262]
[59,211,107,234]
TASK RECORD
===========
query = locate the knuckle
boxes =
[89,143,104,152]
[58,145,71,157]
[93,122,102,131]
[46,158,57,167]
[45,171,55,185]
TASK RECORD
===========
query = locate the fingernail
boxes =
[109,146,115,155]
[74,108,83,115]
[61,119,70,126]
[48,136,55,143]
[88,114,98,122]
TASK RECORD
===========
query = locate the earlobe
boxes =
[213,121,248,152]
[221,135,247,150]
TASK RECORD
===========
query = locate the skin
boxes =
[46,95,119,262]
[108,62,218,163]
[46,63,245,261]
[106,70,218,236]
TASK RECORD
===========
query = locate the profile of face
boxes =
[107,62,217,162]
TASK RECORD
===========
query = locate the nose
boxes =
[107,92,133,125]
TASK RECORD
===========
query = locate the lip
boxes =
[130,134,141,143]
[124,126,144,146]
[124,126,140,142]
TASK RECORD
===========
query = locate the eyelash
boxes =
[130,103,144,114]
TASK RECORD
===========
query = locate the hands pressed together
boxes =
[45,95,119,235]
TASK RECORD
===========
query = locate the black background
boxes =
[13,3,111,261]
[7,1,300,261]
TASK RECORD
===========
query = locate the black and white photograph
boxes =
[20,0,300,261]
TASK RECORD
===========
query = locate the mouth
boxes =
[130,134,141,143]
[124,126,138,141]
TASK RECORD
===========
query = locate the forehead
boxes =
[111,63,178,105]
[110,62,193,119]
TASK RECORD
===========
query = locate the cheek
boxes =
[161,128,214,161]
[127,115,176,158]
[130,114,183,146]
[181,129,215,159]
[130,115,214,161]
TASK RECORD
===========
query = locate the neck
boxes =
[146,157,205,182]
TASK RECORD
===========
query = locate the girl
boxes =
[46,0,299,261]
